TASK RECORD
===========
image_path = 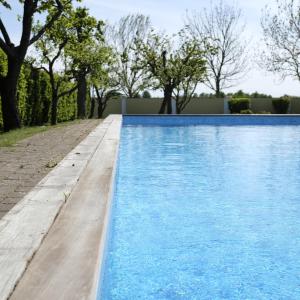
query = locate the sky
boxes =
[1,0,300,97]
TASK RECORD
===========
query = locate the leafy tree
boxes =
[186,0,248,97]
[92,86,120,118]
[65,7,106,119]
[0,49,27,128]
[31,10,77,125]
[107,14,151,98]
[0,0,75,131]
[90,54,120,118]
[251,91,272,98]
[261,0,300,82]
[173,37,207,113]
[136,31,208,114]
[231,89,250,98]
[198,92,219,98]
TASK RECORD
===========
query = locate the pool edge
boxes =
[6,115,122,300]
[91,124,121,300]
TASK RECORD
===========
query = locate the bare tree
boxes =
[261,0,300,81]
[185,0,248,97]
[106,14,151,98]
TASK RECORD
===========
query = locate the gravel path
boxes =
[0,119,101,219]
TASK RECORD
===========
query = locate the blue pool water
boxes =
[100,117,300,299]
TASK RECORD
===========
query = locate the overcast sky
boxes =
[1,0,300,97]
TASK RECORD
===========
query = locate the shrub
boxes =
[240,109,253,114]
[228,98,250,113]
[142,90,151,98]
[272,97,290,114]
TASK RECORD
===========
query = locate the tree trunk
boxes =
[50,92,58,125]
[128,89,133,99]
[159,85,173,114]
[159,98,167,114]
[164,85,173,114]
[0,58,21,131]
[89,97,95,119]
[77,71,87,119]
[167,92,172,114]
[42,100,50,124]
[215,77,221,98]
[97,99,104,118]
[176,103,181,114]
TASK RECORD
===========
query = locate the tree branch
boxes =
[41,66,50,75]
[58,84,78,99]
[52,38,68,63]
[0,17,11,45]
[29,0,63,46]
[0,36,14,57]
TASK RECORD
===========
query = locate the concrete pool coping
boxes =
[0,115,122,300]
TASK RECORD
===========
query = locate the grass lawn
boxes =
[0,120,81,147]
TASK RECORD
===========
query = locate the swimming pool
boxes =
[99,116,300,299]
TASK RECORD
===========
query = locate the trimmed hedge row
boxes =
[272,97,290,114]
[0,65,79,129]
[228,98,250,113]
[228,97,291,114]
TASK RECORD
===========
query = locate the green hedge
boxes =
[0,66,80,129]
[272,97,290,114]
[0,49,91,130]
[228,98,251,114]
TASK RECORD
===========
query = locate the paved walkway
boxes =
[0,119,101,219]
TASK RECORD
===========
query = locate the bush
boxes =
[240,109,253,114]
[272,97,290,114]
[228,98,250,113]
[142,90,151,98]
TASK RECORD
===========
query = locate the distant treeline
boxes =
[196,90,273,99]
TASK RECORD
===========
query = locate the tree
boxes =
[251,91,272,99]
[185,0,248,97]
[65,7,105,119]
[107,14,151,98]
[136,31,207,114]
[0,0,73,131]
[92,87,120,118]
[173,45,207,113]
[261,0,300,82]
[31,12,77,125]
[90,50,119,118]
[231,89,250,98]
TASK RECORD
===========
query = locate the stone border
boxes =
[0,115,122,300]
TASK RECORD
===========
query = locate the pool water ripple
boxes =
[100,124,300,299]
